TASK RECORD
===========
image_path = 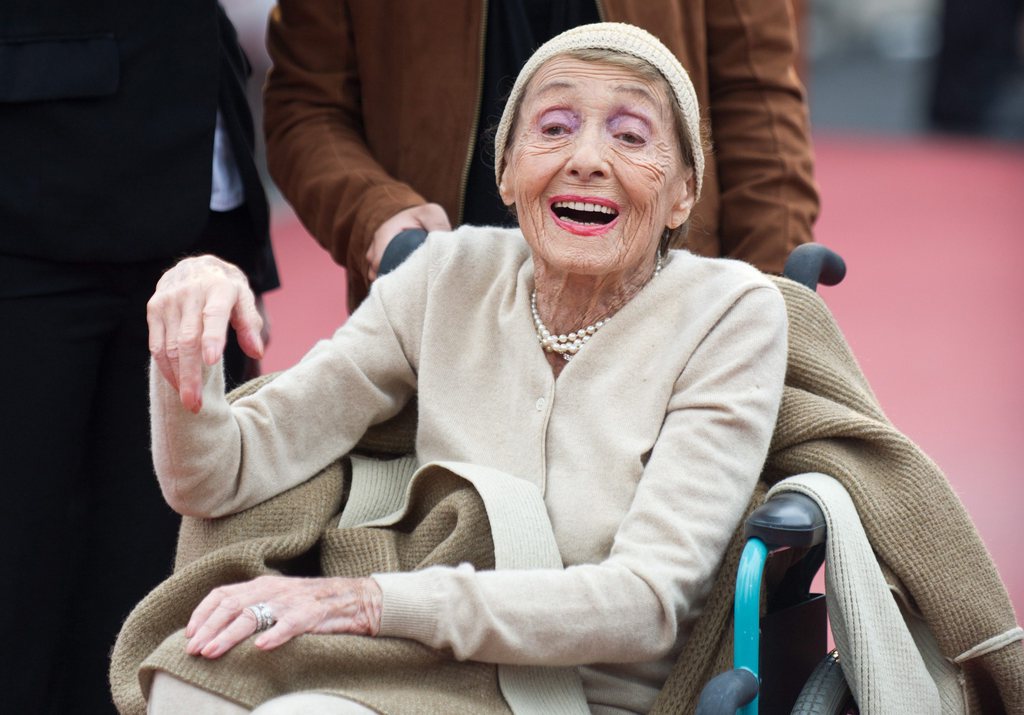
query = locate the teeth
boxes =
[553,201,617,215]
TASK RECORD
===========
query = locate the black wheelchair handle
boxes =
[783,244,847,292]
[695,668,759,715]
[378,228,429,277]
[744,491,827,549]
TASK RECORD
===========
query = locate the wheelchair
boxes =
[695,243,853,715]
[121,236,1014,713]
[695,482,850,715]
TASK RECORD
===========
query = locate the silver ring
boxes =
[246,602,276,632]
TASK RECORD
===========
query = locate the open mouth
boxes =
[551,200,619,226]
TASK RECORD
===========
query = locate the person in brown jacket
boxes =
[264,0,819,309]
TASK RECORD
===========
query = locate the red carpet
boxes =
[810,134,1024,616]
[262,133,1024,616]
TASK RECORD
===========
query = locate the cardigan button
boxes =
[535,397,546,411]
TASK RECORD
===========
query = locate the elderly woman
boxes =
[135,23,786,715]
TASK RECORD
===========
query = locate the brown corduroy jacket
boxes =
[264,0,819,308]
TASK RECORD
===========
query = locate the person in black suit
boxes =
[0,2,278,711]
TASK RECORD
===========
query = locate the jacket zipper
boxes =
[594,0,605,20]
[456,0,489,225]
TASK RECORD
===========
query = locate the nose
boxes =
[565,129,609,181]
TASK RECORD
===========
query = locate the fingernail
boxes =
[184,390,202,414]
[202,643,219,658]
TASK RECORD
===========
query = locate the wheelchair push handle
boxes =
[744,491,827,549]
[783,244,846,291]
[378,228,429,277]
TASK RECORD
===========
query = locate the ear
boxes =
[498,162,516,206]
[667,170,696,229]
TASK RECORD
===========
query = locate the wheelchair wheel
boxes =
[790,650,857,714]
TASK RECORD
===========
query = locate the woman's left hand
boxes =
[184,575,383,659]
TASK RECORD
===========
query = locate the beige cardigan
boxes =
[150,227,788,713]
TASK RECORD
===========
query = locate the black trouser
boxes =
[0,214,254,713]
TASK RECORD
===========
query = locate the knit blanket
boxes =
[650,277,1024,714]
[109,403,588,714]
[112,276,1023,714]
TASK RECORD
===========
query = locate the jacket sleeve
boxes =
[704,0,819,273]
[374,284,788,666]
[263,0,425,287]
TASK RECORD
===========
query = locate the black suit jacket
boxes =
[0,0,277,291]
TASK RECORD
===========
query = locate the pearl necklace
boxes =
[531,254,663,361]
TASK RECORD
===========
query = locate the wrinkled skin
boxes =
[184,575,382,659]
[499,56,694,372]
[147,254,264,413]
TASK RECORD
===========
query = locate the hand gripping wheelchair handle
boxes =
[695,667,759,715]
[378,228,429,277]
[783,244,847,291]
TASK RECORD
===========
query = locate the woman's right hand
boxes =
[184,575,383,659]
[147,255,264,413]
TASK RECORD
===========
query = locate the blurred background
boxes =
[224,1,1024,617]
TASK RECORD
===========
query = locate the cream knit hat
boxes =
[493,22,704,199]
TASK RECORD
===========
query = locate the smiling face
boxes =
[499,55,695,288]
